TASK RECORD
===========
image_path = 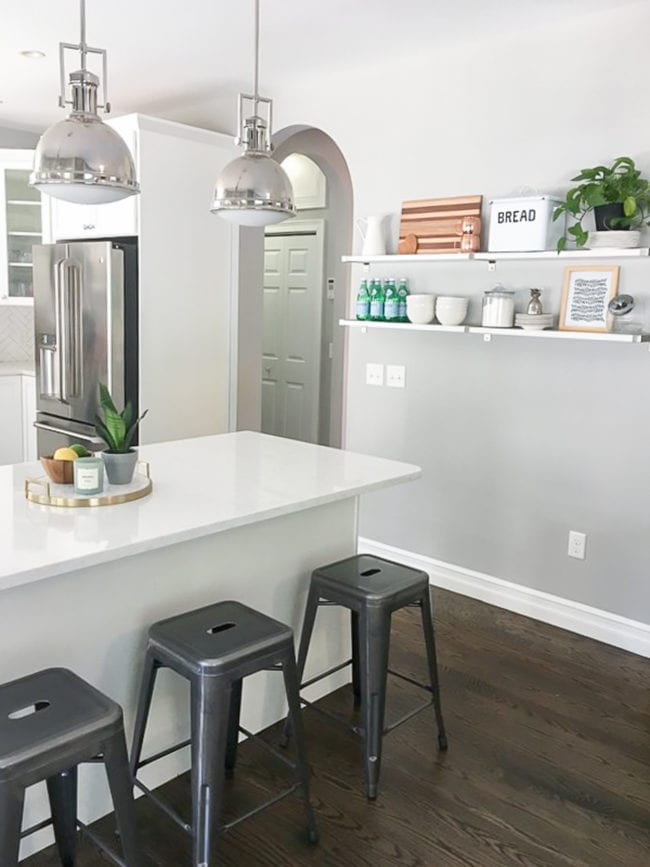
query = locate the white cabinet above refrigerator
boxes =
[44,119,139,241]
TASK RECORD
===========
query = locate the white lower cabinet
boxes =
[0,374,36,465]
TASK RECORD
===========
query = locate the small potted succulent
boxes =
[95,383,148,485]
[553,156,650,250]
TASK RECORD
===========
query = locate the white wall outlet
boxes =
[386,364,406,388]
[568,530,587,560]
[366,363,384,386]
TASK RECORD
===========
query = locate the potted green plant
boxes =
[95,383,148,485]
[553,156,650,250]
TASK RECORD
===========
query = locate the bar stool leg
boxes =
[281,650,319,845]
[358,607,391,800]
[104,729,143,867]
[129,648,160,777]
[225,678,243,780]
[351,611,361,708]
[46,766,78,866]
[191,676,230,867]
[0,782,24,866]
[281,583,320,747]
[420,589,448,751]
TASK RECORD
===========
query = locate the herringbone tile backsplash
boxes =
[0,306,34,362]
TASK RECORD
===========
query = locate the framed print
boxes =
[559,265,619,333]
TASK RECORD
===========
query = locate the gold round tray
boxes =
[25,462,152,508]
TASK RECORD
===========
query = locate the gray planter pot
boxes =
[102,449,137,485]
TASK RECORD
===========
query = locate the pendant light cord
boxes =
[79,0,87,71]
[253,0,260,115]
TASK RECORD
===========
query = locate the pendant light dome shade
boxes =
[30,1,139,205]
[211,0,294,227]
[32,111,139,204]
[211,150,295,226]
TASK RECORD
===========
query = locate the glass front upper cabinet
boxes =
[0,151,46,305]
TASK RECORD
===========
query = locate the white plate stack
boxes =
[514,313,554,331]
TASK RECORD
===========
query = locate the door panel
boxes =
[261,231,322,443]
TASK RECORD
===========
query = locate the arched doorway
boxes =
[264,127,353,447]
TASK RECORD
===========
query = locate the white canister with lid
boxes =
[482,286,515,327]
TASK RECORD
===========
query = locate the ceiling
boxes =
[0,0,640,135]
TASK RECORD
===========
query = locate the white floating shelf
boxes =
[342,253,472,264]
[339,320,649,343]
[342,248,650,265]
[339,319,466,334]
[467,326,649,343]
[474,248,650,261]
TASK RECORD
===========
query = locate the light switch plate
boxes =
[386,364,406,388]
[366,363,384,386]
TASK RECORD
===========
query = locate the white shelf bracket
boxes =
[483,333,492,343]
[487,260,497,272]
[362,262,370,273]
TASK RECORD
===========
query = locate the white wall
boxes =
[0,126,38,149]
[270,2,650,625]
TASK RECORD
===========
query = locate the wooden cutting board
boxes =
[399,195,483,254]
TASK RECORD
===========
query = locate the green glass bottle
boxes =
[355,279,371,320]
[369,279,385,321]
[384,278,400,322]
[398,278,410,322]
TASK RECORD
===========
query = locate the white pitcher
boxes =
[356,215,386,256]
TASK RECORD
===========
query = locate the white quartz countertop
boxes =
[0,431,420,592]
[0,361,35,377]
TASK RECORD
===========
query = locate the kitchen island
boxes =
[0,431,420,859]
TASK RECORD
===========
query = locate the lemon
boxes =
[53,447,79,461]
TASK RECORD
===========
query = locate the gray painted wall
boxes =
[345,258,650,623]
[271,1,650,624]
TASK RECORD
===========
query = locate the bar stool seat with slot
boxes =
[283,554,447,800]
[129,600,319,867]
[0,667,141,866]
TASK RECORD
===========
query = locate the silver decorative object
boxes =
[211,0,294,226]
[527,288,543,315]
[30,0,139,204]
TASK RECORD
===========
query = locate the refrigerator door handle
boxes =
[54,257,83,403]
[33,421,104,448]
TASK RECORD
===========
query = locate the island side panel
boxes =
[5,497,356,861]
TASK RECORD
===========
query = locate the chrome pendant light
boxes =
[211,0,294,226]
[30,0,139,204]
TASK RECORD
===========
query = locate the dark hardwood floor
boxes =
[26,589,650,866]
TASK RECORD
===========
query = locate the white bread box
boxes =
[488,195,565,252]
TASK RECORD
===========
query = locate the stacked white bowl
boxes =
[435,296,469,326]
[406,294,436,324]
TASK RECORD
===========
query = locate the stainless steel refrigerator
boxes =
[33,237,138,456]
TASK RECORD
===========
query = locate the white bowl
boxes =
[406,294,435,324]
[435,296,468,326]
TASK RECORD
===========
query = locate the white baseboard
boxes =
[359,537,650,658]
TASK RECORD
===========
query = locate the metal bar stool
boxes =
[129,600,319,867]
[283,554,447,800]
[0,667,141,866]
